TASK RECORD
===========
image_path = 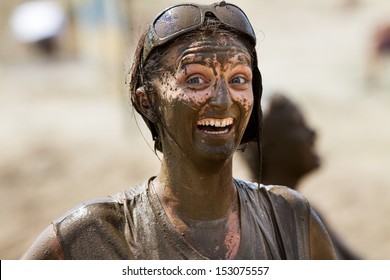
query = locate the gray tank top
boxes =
[53,178,312,259]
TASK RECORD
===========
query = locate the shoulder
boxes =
[22,180,150,259]
[21,224,64,259]
[264,184,310,208]
[54,197,121,229]
[309,208,337,259]
[265,184,335,259]
[21,197,123,260]
[54,181,149,232]
[235,178,309,209]
[235,179,336,259]
[235,179,312,229]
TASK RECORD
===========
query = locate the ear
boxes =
[136,86,157,122]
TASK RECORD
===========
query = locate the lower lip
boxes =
[201,128,230,135]
[196,125,234,139]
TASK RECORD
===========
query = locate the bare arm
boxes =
[21,224,64,260]
[309,208,336,260]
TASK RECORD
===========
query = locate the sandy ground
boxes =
[1,0,390,259]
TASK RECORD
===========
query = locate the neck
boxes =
[154,153,236,220]
[152,148,241,260]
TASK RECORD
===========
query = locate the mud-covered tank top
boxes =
[52,177,312,259]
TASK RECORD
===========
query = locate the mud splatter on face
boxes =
[156,33,253,108]
[141,29,254,163]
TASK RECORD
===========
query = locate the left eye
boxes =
[231,76,247,84]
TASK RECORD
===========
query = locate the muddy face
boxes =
[152,33,254,165]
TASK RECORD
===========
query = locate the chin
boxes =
[196,142,236,163]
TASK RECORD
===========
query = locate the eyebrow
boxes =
[178,55,210,70]
[228,54,252,69]
[234,53,251,65]
[178,52,251,72]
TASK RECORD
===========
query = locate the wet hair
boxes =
[129,16,263,180]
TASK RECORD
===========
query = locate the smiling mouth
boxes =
[196,117,234,135]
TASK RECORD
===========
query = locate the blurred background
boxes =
[1,0,389,259]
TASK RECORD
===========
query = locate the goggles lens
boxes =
[214,4,255,40]
[154,5,201,39]
[143,2,255,62]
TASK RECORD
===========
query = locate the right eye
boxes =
[187,76,205,85]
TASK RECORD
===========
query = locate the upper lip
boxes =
[196,117,234,128]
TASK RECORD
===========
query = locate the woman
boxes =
[21,2,335,260]
[240,93,360,259]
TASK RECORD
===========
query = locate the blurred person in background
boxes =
[367,22,390,85]
[239,93,361,259]
[9,0,68,56]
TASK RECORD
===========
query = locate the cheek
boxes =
[185,90,212,106]
[159,82,180,100]
[231,91,254,113]
[159,80,210,107]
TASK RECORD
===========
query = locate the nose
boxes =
[208,81,233,111]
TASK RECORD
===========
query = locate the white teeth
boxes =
[197,118,233,127]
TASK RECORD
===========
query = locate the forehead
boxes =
[163,32,252,67]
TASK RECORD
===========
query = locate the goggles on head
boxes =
[141,1,256,63]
